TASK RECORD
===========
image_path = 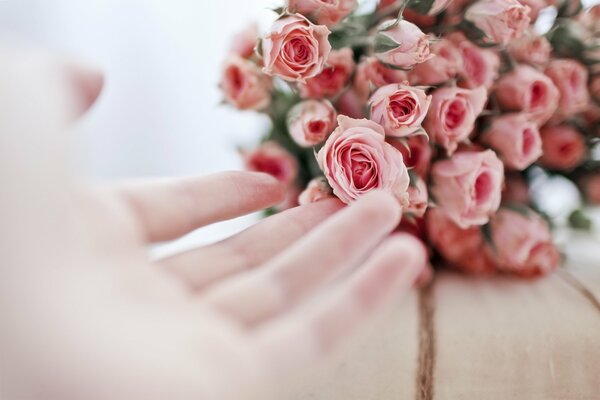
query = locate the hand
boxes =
[0,44,426,400]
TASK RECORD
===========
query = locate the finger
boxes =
[161,198,345,290]
[64,59,104,118]
[201,191,402,327]
[117,171,285,243]
[253,234,426,380]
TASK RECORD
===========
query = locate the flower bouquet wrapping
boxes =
[220,0,600,280]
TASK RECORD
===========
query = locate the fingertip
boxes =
[354,190,402,230]
[382,233,428,283]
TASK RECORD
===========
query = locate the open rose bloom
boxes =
[221,0,600,279]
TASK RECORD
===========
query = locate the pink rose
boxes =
[580,174,600,204]
[502,173,531,204]
[423,86,488,155]
[409,38,463,86]
[354,57,409,101]
[403,9,438,27]
[262,14,331,82]
[481,113,543,170]
[298,177,335,205]
[298,48,355,98]
[317,115,410,205]
[450,34,500,89]
[590,75,600,102]
[494,65,560,126]
[488,207,559,278]
[425,208,498,274]
[374,19,432,70]
[287,0,358,27]
[390,135,432,178]
[379,0,453,15]
[287,99,337,147]
[335,88,367,119]
[406,178,429,217]
[230,24,259,59]
[220,55,272,110]
[518,0,546,21]
[368,83,432,137]
[465,0,531,46]
[538,125,587,171]
[241,141,298,186]
[508,32,552,68]
[431,149,504,228]
[545,59,590,121]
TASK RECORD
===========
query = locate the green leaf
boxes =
[374,33,401,54]
[407,0,436,15]
[568,209,593,231]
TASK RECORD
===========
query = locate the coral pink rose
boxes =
[354,57,409,101]
[580,174,600,204]
[538,125,587,171]
[508,33,552,68]
[545,59,590,121]
[409,38,463,86]
[406,178,429,217]
[317,115,410,205]
[424,86,488,155]
[488,207,559,278]
[425,208,497,274]
[241,141,298,186]
[287,99,337,147]
[298,177,335,205]
[431,149,504,228]
[298,48,355,98]
[494,65,559,126]
[287,0,358,27]
[374,19,432,70]
[451,34,500,89]
[368,83,432,137]
[390,135,432,178]
[230,24,259,59]
[464,0,531,45]
[262,14,331,82]
[220,55,272,110]
[481,113,543,170]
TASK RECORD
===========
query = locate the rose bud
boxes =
[354,57,409,101]
[508,32,552,68]
[494,65,560,126]
[409,38,463,86]
[431,149,504,228]
[262,14,331,82]
[298,48,355,99]
[390,135,433,178]
[406,177,429,217]
[579,174,600,204]
[423,86,488,155]
[590,75,600,102]
[241,141,298,186]
[317,115,410,205]
[502,173,531,204]
[464,0,531,46]
[368,83,432,137]
[287,0,358,27]
[374,19,432,70]
[538,125,587,171]
[452,35,501,89]
[488,207,560,278]
[298,177,335,205]
[425,207,498,275]
[545,59,591,121]
[220,55,272,111]
[287,99,337,147]
[481,113,543,170]
[230,24,259,59]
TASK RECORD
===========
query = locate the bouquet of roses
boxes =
[220,0,600,279]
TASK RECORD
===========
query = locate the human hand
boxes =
[0,44,426,400]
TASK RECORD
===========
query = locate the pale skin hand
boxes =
[0,44,426,400]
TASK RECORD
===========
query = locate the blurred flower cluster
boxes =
[220,0,600,279]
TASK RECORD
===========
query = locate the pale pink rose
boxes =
[580,174,600,204]
[425,207,498,274]
[409,38,463,86]
[369,83,432,137]
[545,59,590,121]
[390,135,432,178]
[590,75,600,102]
[354,57,409,101]
[241,141,298,186]
[494,65,560,126]
[406,178,429,217]
[220,55,272,110]
[374,19,432,70]
[465,0,531,46]
[298,177,335,205]
[262,14,331,82]
[481,113,543,170]
[287,0,358,27]
[298,48,355,98]
[230,24,259,59]
[316,115,410,205]
[502,173,531,204]
[431,149,504,228]
[488,207,559,278]
[451,34,500,89]
[538,125,587,171]
[423,86,488,155]
[518,0,546,20]
[288,99,337,147]
[508,32,552,67]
